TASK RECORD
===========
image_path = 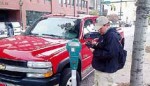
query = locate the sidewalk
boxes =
[113,26,150,86]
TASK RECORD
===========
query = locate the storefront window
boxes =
[26,11,50,26]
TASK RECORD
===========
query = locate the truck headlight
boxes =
[27,61,53,78]
[27,71,53,78]
[27,61,52,68]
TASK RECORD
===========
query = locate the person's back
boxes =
[92,28,121,73]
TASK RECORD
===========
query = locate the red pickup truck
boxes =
[0,15,124,86]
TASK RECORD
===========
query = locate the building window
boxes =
[63,0,66,4]
[82,0,84,8]
[44,0,51,3]
[85,1,87,8]
[79,0,81,7]
[59,0,61,4]
[58,0,63,6]
[76,0,79,6]
[67,0,71,5]
[84,1,86,8]
[83,1,85,8]
[26,11,50,26]
[72,0,74,6]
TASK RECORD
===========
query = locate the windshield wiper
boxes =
[42,34,62,38]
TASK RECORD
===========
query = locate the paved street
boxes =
[81,25,150,86]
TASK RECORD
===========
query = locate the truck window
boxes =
[25,17,81,39]
[83,19,96,35]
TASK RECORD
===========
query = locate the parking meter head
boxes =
[66,39,82,70]
[66,39,81,56]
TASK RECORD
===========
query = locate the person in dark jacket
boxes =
[5,22,14,37]
[87,16,121,86]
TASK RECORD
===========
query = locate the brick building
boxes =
[0,0,90,29]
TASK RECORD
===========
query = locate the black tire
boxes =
[59,68,80,86]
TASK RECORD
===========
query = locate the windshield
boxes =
[25,17,81,39]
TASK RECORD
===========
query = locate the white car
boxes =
[11,22,22,35]
[0,22,22,38]
[0,22,6,35]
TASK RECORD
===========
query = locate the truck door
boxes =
[80,18,97,71]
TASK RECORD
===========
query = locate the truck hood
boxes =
[0,35,68,61]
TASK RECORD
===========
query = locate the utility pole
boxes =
[119,0,122,20]
[119,0,122,27]
[99,0,104,16]
[19,0,23,29]
[74,0,76,17]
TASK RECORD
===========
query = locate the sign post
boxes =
[66,39,81,86]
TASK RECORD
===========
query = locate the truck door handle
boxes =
[83,55,88,59]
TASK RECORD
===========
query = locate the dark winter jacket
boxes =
[92,28,121,73]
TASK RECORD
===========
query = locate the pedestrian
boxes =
[86,16,122,86]
[5,22,14,37]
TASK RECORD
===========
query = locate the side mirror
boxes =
[84,32,100,39]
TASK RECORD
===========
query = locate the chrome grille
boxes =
[0,58,27,79]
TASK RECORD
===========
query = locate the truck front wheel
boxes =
[59,68,80,86]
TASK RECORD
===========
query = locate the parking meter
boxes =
[66,39,81,86]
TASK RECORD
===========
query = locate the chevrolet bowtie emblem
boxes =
[0,63,6,70]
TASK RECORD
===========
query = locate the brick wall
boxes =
[0,0,90,29]
[22,0,51,29]
[0,0,20,10]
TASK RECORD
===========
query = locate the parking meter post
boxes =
[72,70,77,86]
[66,39,81,86]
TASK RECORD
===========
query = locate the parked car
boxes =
[0,15,124,86]
[0,22,22,38]
[11,22,22,35]
[0,22,6,35]
[124,23,132,27]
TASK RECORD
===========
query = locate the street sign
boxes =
[102,1,111,4]
[102,0,135,4]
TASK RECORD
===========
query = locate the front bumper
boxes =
[0,73,60,86]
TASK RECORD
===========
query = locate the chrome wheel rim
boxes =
[66,77,72,86]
